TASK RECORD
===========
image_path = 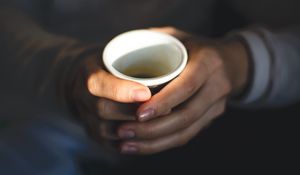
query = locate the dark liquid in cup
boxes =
[121,66,167,78]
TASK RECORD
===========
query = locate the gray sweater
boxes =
[1,0,300,113]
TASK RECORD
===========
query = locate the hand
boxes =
[117,27,249,154]
[69,52,152,150]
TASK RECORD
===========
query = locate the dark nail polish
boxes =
[119,129,135,139]
[138,108,155,121]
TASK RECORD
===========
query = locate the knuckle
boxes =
[87,75,99,96]
[199,49,224,74]
[87,71,107,97]
[179,110,194,128]
[212,54,224,69]
[185,80,199,96]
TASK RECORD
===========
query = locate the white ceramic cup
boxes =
[103,29,188,87]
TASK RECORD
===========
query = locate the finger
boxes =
[87,69,151,103]
[99,120,119,140]
[98,120,121,152]
[136,48,223,121]
[97,98,138,121]
[75,99,120,141]
[149,27,190,40]
[119,71,225,140]
[120,99,226,155]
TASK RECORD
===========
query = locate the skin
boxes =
[73,27,249,155]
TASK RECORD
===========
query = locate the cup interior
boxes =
[103,30,187,87]
[113,43,182,78]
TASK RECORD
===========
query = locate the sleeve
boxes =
[229,26,300,108]
[0,4,100,109]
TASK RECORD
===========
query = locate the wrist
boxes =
[216,38,250,96]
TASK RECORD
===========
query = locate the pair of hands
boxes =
[72,27,249,155]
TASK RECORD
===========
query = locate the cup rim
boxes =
[102,29,188,87]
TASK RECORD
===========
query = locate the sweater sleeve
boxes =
[229,26,300,108]
[0,4,99,108]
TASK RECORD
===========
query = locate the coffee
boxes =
[121,65,167,78]
[112,51,172,79]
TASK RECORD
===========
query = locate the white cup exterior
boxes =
[103,29,188,87]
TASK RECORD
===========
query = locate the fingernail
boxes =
[121,144,138,154]
[119,129,135,139]
[138,108,155,121]
[133,89,150,101]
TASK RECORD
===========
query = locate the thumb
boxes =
[87,70,151,103]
